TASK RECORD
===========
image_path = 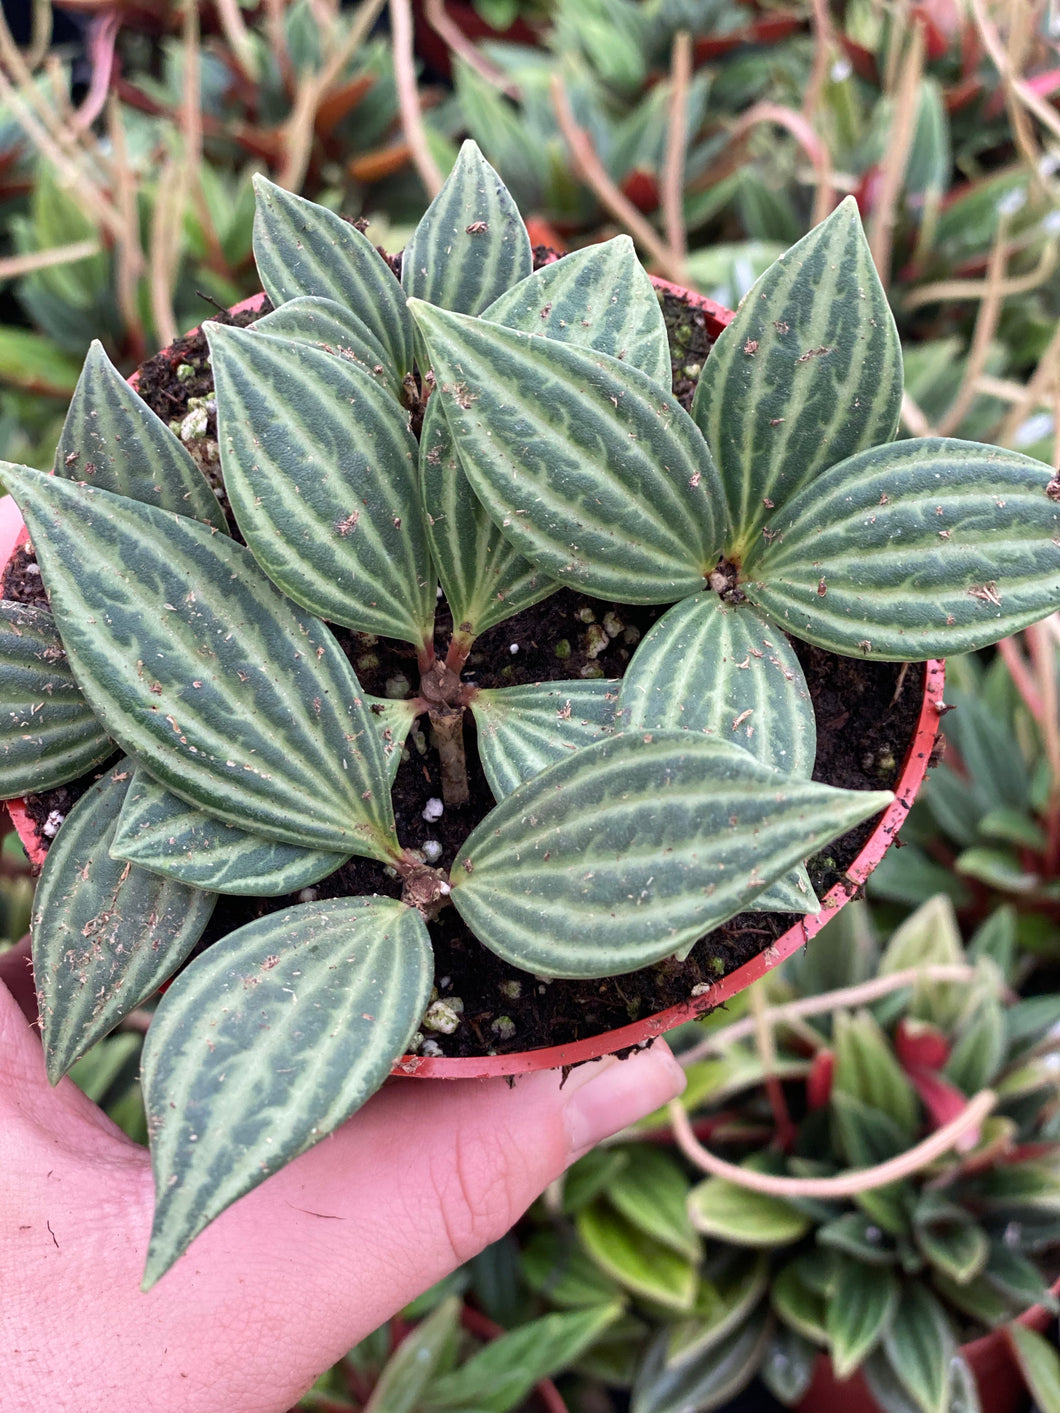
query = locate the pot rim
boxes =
[1,281,943,1078]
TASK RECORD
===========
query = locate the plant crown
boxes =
[1,142,1058,1284]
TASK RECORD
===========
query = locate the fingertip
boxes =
[562,1041,686,1158]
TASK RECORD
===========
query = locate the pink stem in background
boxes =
[999,633,1045,723]
[73,11,119,132]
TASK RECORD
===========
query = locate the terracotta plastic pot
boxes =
[796,1275,1060,1413]
[0,282,944,1081]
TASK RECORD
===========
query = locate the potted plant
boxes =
[1,140,1058,1289]
[538,897,1060,1413]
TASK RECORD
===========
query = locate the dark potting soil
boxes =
[3,286,922,1058]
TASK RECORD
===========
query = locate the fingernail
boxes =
[563,1043,686,1157]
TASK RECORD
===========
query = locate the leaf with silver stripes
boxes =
[617,594,819,915]
[52,342,228,531]
[617,594,815,774]
[141,896,433,1288]
[364,695,417,784]
[409,302,722,603]
[419,393,557,645]
[252,296,405,402]
[482,235,670,387]
[469,679,619,801]
[31,759,216,1082]
[693,197,902,561]
[744,438,1060,659]
[401,140,531,316]
[0,601,112,796]
[2,466,398,859]
[252,175,414,375]
[207,324,435,651]
[451,732,891,978]
[110,766,348,896]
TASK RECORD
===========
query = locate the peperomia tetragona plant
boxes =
[2,142,1059,1286]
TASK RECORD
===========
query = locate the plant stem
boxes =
[669,1088,997,1197]
[430,708,469,806]
[679,963,993,1066]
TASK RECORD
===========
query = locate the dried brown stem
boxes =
[660,30,691,282]
[868,19,925,288]
[935,214,1011,438]
[550,73,674,274]
[669,1089,997,1197]
[391,0,444,198]
[429,709,470,806]
[424,0,515,93]
[679,963,992,1067]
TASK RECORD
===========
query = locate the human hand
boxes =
[0,954,684,1413]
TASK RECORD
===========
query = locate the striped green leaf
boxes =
[576,1202,698,1311]
[450,731,892,978]
[880,1284,955,1413]
[827,1257,898,1379]
[632,1306,771,1413]
[251,296,405,402]
[207,324,435,650]
[110,766,348,896]
[482,236,670,387]
[409,302,723,603]
[468,679,619,801]
[688,1177,810,1248]
[693,196,902,560]
[52,342,228,532]
[1006,1323,1060,1413]
[365,694,417,785]
[2,467,398,859]
[401,140,531,316]
[665,1252,770,1367]
[141,896,433,1287]
[617,594,818,914]
[617,595,815,775]
[0,601,112,796]
[31,759,216,1082]
[419,392,557,643]
[252,175,413,375]
[744,438,1060,659]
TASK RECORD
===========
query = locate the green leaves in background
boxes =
[142,897,433,1288]
[826,1257,898,1379]
[55,341,227,531]
[688,1177,810,1248]
[207,324,435,650]
[693,196,902,559]
[482,236,670,388]
[451,731,891,978]
[424,1304,620,1413]
[576,1203,698,1312]
[110,766,348,896]
[2,467,397,859]
[1006,1322,1060,1413]
[632,1305,772,1413]
[251,175,414,375]
[833,1008,919,1140]
[401,140,531,317]
[252,296,406,403]
[31,760,215,1082]
[468,679,618,801]
[409,301,722,603]
[743,438,1060,660]
[419,394,557,644]
[0,601,112,796]
[880,1284,955,1413]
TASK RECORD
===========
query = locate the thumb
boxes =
[66,1046,685,1413]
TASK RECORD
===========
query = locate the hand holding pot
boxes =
[0,965,684,1412]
